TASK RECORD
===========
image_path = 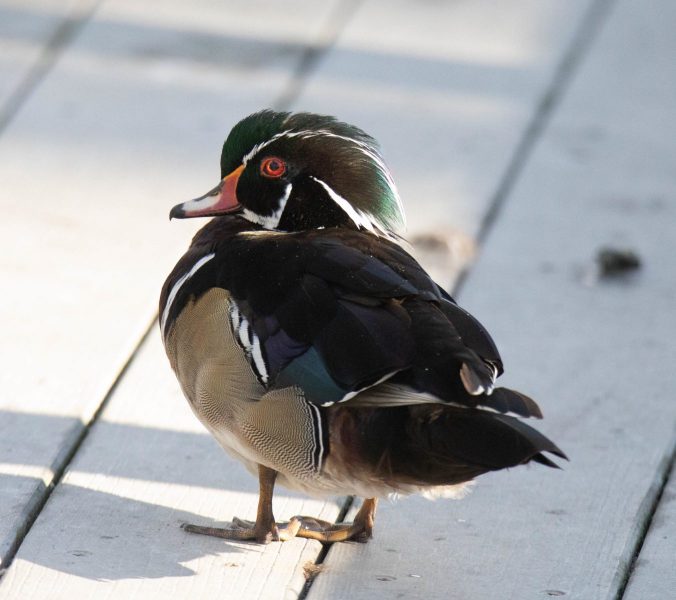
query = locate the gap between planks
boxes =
[270,0,624,595]
[454,0,618,296]
[614,441,676,600]
[1,0,622,591]
[0,3,121,573]
[274,0,363,112]
[0,0,101,137]
[297,496,357,600]
[0,0,361,583]
[0,313,158,580]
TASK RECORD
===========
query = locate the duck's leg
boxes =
[182,465,301,543]
[292,497,378,543]
[183,470,377,544]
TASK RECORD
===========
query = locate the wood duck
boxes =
[160,110,566,544]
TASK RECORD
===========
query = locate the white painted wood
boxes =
[0,0,600,593]
[291,0,593,287]
[0,0,339,568]
[0,0,609,594]
[624,462,676,599]
[0,333,343,599]
[5,0,673,597]
[0,1,94,110]
[309,0,676,598]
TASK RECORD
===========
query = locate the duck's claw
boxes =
[291,498,378,544]
[181,497,378,544]
[182,516,302,544]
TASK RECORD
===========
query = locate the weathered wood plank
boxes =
[0,333,342,598]
[6,0,673,597]
[0,0,340,569]
[0,0,96,114]
[308,0,676,598]
[1,0,608,595]
[623,462,676,599]
[0,4,604,597]
[290,0,594,286]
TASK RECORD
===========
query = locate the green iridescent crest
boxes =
[220,110,406,233]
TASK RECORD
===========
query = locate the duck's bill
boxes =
[169,165,244,219]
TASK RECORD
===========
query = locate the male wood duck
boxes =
[160,110,566,544]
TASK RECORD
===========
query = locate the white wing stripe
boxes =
[307,402,324,472]
[238,317,252,348]
[230,300,269,385]
[251,335,268,384]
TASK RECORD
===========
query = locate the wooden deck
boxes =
[1,0,674,598]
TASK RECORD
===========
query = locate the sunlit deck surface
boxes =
[1,1,674,598]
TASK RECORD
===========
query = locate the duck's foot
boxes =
[181,497,378,545]
[181,468,378,545]
[181,465,301,543]
[292,497,379,543]
[182,516,302,544]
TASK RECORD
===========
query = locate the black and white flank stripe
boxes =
[229,300,269,385]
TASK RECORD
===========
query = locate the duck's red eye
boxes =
[260,157,286,178]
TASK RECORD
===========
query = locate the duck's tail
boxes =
[354,399,567,487]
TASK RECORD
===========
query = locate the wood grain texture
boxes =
[4,0,674,597]
[308,0,676,598]
[290,0,594,287]
[0,0,339,568]
[624,462,676,599]
[0,0,597,592]
[0,333,343,599]
[0,0,95,112]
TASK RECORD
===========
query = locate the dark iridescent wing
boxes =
[161,219,539,417]
[245,237,421,404]
[437,288,503,375]
[233,230,521,412]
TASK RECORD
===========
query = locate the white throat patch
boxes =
[242,183,292,229]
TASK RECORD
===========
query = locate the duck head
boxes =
[170,110,405,234]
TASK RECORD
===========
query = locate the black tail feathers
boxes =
[363,403,567,487]
[478,387,544,419]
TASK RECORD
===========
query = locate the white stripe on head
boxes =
[311,176,392,237]
[242,130,293,165]
[241,128,405,230]
[161,253,216,336]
